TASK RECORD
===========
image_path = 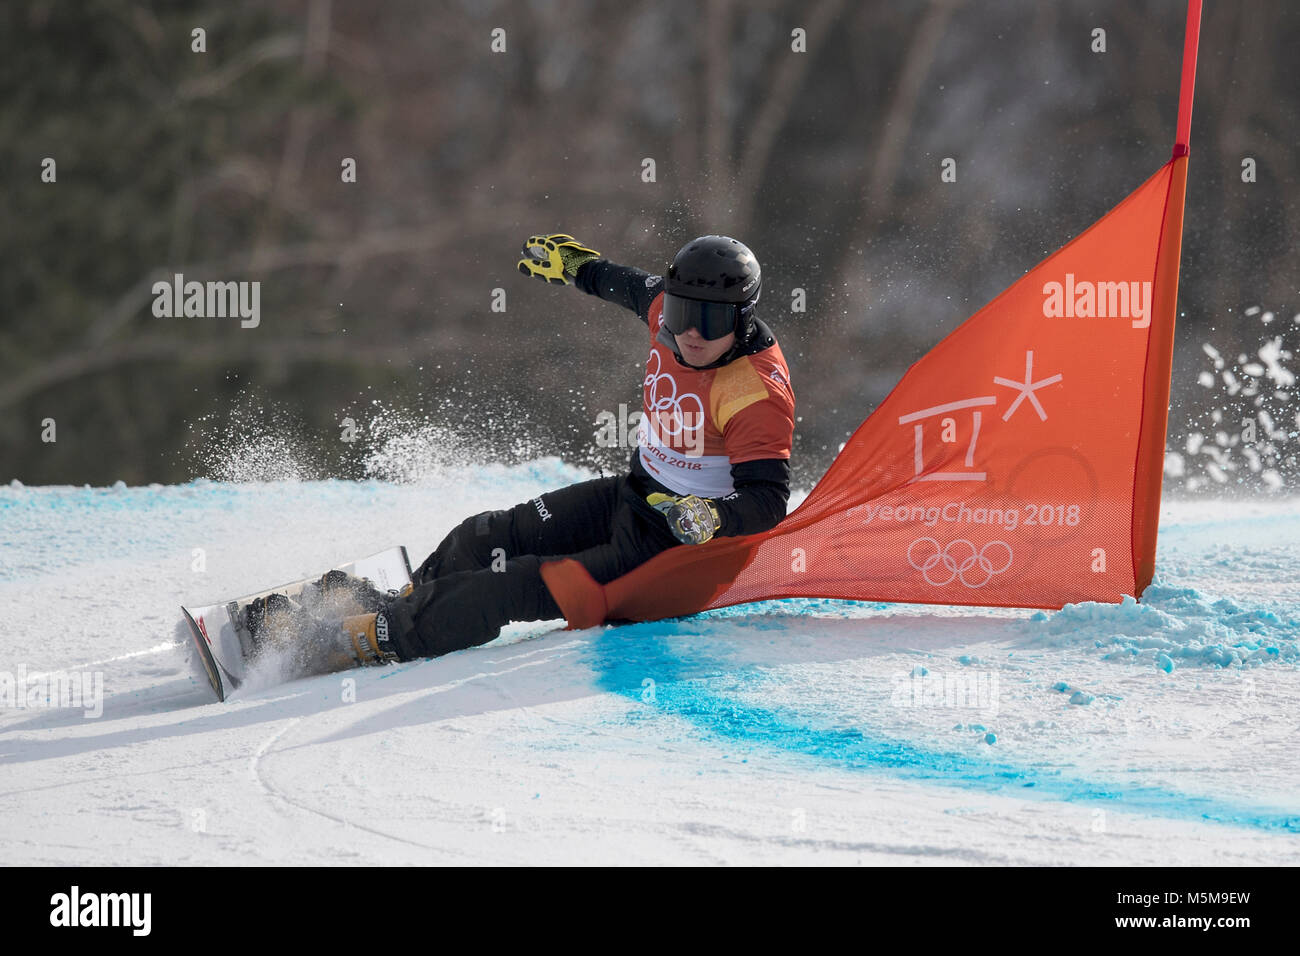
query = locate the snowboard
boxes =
[181,547,414,702]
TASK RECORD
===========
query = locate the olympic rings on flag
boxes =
[907,537,1014,588]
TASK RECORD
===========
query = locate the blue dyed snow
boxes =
[1052,681,1071,692]
[984,733,997,745]
[587,620,1300,833]
[698,596,893,619]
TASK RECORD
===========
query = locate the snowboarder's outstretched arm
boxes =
[516,232,658,325]
[572,258,660,326]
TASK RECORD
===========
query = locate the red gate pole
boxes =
[1131,0,1201,595]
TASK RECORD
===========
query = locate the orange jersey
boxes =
[638,294,795,498]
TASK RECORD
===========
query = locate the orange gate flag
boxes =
[541,0,1202,627]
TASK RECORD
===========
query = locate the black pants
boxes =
[383,474,681,659]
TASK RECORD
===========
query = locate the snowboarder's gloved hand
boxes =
[517,233,601,285]
[646,492,721,545]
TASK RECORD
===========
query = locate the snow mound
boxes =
[1025,583,1295,668]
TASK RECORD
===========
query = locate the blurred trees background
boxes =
[2,0,1297,489]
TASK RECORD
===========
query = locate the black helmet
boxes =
[663,235,762,342]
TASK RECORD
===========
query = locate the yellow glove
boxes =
[517,233,601,286]
[646,492,721,545]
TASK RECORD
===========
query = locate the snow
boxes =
[1,464,1298,864]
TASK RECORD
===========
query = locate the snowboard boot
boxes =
[340,609,401,666]
[240,592,308,656]
[240,594,400,675]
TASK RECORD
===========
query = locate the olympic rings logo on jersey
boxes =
[644,350,704,437]
[907,537,1013,588]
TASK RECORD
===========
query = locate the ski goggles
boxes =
[660,293,745,341]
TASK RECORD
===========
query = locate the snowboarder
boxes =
[244,234,796,672]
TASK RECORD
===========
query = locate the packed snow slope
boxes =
[1,460,1297,865]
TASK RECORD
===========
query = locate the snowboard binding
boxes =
[301,569,392,616]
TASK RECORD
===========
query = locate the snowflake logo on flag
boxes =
[994,351,1064,422]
